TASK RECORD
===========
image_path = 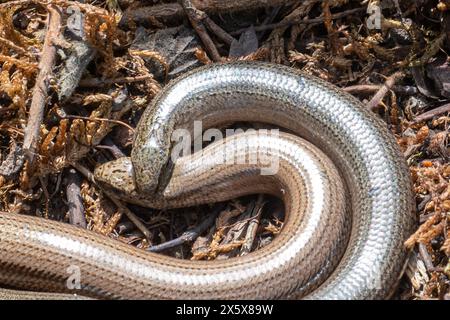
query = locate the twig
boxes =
[202,17,236,45]
[60,114,135,133]
[105,192,152,241]
[178,0,222,62]
[230,7,366,36]
[344,84,418,95]
[161,2,235,46]
[148,205,225,253]
[413,103,450,123]
[78,75,152,88]
[418,243,435,272]
[22,4,62,164]
[96,137,126,159]
[50,173,63,198]
[71,162,152,240]
[366,71,405,111]
[65,168,86,228]
[38,175,51,218]
[121,0,299,25]
[240,195,264,255]
[257,6,282,41]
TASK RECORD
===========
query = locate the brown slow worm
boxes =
[0,62,416,299]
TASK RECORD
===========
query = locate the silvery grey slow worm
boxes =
[0,62,416,299]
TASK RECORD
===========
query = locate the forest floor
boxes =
[0,0,449,299]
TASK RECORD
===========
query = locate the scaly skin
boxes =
[0,62,416,299]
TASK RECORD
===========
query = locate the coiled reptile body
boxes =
[0,62,416,299]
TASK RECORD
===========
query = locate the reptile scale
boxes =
[0,62,416,299]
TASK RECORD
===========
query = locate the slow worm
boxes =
[0,62,416,299]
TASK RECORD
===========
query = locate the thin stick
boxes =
[105,191,153,241]
[203,17,236,45]
[413,103,450,123]
[168,3,235,45]
[366,71,404,111]
[22,4,62,164]
[148,205,224,253]
[61,114,135,133]
[230,7,366,35]
[418,243,435,272]
[97,137,126,159]
[78,75,152,88]
[344,84,417,95]
[240,195,264,255]
[178,0,222,62]
[66,168,87,228]
[122,0,299,25]
[72,162,152,240]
